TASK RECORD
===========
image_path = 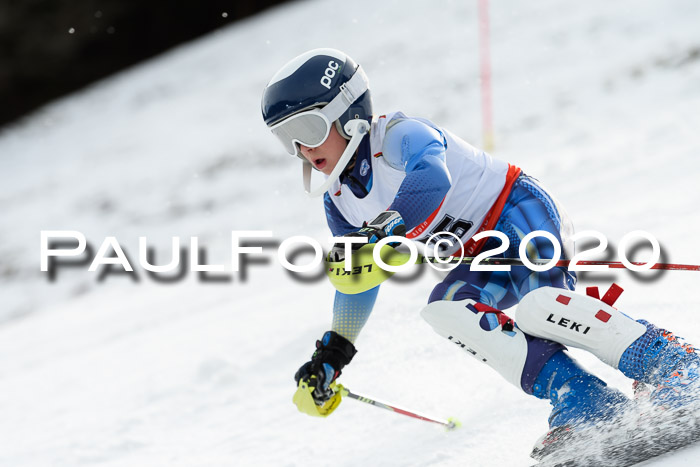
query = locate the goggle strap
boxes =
[321,66,369,122]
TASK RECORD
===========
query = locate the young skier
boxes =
[260,48,699,436]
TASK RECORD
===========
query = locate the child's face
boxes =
[299,124,348,175]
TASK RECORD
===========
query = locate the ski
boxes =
[532,404,700,466]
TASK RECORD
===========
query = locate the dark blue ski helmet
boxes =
[261,48,373,141]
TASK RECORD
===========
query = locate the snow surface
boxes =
[1,0,700,465]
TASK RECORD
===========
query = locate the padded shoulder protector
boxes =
[382,118,446,169]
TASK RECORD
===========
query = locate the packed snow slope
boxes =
[1,0,700,466]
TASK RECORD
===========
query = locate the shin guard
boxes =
[421,299,563,392]
[516,286,647,369]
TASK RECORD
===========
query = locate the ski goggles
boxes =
[269,66,369,157]
[269,109,334,156]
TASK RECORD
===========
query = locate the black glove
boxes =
[295,331,357,404]
[328,210,406,262]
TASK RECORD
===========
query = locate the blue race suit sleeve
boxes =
[323,119,451,343]
[383,119,452,231]
[332,285,380,343]
[324,192,379,343]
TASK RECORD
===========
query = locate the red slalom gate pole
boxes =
[417,255,700,272]
[478,0,494,151]
[554,260,700,272]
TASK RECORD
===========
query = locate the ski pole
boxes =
[336,384,460,430]
[327,244,700,295]
[416,255,700,271]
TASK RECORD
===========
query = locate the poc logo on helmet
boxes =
[320,60,340,89]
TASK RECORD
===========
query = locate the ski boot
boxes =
[530,350,630,461]
[620,321,700,409]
